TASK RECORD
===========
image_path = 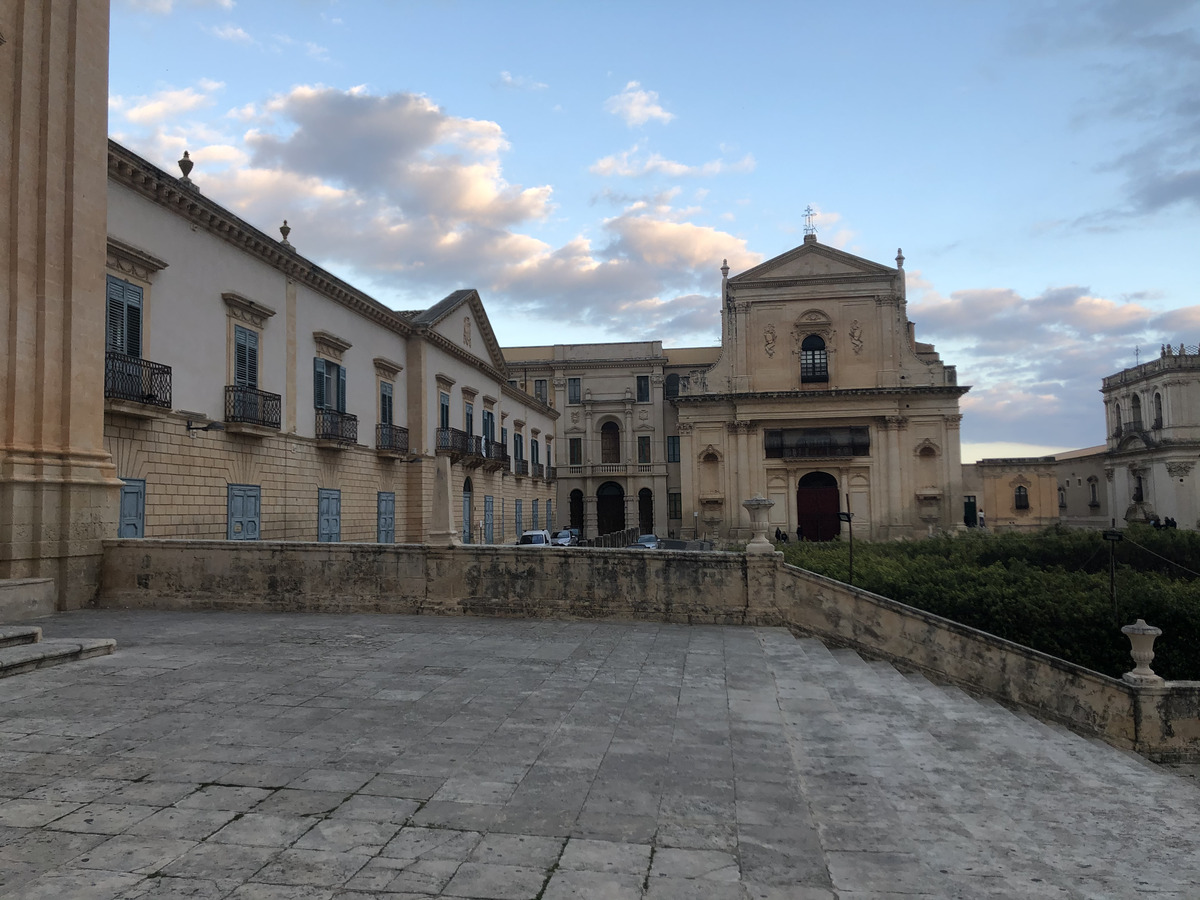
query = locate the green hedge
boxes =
[779,525,1200,681]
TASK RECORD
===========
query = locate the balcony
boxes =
[436,427,484,465]
[514,458,529,477]
[376,423,409,458]
[532,462,545,479]
[104,351,171,417]
[481,439,510,472]
[315,409,357,447]
[224,385,281,435]
[546,466,557,482]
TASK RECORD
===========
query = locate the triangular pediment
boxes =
[411,289,508,374]
[729,239,896,283]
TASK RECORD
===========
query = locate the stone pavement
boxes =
[0,611,1196,900]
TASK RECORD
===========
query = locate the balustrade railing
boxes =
[224,385,281,429]
[316,409,358,444]
[376,423,409,453]
[105,351,172,408]
[514,458,529,476]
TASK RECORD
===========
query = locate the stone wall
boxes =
[98,540,1199,761]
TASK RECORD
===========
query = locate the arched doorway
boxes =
[569,489,584,534]
[596,481,625,535]
[462,477,473,544]
[638,488,654,535]
[600,422,621,463]
[797,471,839,541]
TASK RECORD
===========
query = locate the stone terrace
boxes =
[0,611,1196,899]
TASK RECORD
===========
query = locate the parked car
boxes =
[518,529,553,547]
[552,530,576,546]
[625,542,649,549]
[636,534,661,550]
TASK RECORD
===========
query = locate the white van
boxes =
[518,529,553,547]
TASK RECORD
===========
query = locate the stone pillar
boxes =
[428,455,462,547]
[678,422,697,539]
[1,2,121,608]
[584,492,598,539]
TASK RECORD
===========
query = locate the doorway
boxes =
[796,471,840,541]
[596,481,625,535]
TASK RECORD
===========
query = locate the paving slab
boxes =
[0,609,1196,898]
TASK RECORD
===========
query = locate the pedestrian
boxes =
[774,527,783,542]
[796,524,803,542]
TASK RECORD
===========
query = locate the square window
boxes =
[568,377,581,405]
[668,492,682,520]
[569,438,582,466]
[666,435,680,463]
[636,375,651,403]
[637,435,651,464]
[534,379,548,403]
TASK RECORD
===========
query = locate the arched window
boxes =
[1131,395,1142,429]
[1112,402,1122,435]
[800,335,828,383]
[1153,393,1163,428]
[1058,486,1066,509]
[600,421,621,463]
[1014,485,1029,510]
[1087,477,1099,507]
[664,373,680,398]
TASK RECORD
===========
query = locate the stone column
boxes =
[1,2,121,608]
[678,422,697,539]
[428,455,462,547]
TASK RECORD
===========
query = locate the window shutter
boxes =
[106,277,125,353]
[313,358,326,409]
[245,329,258,389]
[380,382,393,426]
[337,364,347,412]
[125,301,143,359]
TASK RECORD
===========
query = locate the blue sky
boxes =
[109,0,1200,461]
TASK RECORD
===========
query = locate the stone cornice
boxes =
[107,237,168,281]
[222,292,276,329]
[373,356,403,379]
[108,140,412,339]
[673,385,970,404]
[313,330,351,361]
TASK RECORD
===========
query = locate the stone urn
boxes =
[1121,619,1164,686]
[742,495,775,555]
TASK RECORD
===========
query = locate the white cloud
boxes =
[591,145,755,177]
[604,81,674,126]
[119,0,233,12]
[209,24,253,43]
[115,81,224,126]
[498,71,548,91]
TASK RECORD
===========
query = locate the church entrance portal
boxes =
[797,472,840,541]
[596,481,625,536]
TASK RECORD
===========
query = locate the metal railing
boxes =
[546,466,557,481]
[532,462,545,479]
[316,409,357,444]
[484,440,509,464]
[224,385,281,429]
[514,458,529,476]
[436,427,471,454]
[376,423,409,453]
[105,351,171,408]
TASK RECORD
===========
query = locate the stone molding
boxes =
[222,292,276,329]
[107,237,168,281]
[373,357,403,379]
[313,330,351,361]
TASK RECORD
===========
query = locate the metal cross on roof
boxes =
[803,205,816,236]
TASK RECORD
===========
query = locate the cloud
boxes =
[590,145,755,177]
[604,81,674,126]
[906,268,1200,446]
[208,24,253,44]
[498,71,548,91]
[112,81,224,126]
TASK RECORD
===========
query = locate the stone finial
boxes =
[742,494,777,555]
[178,151,194,187]
[896,248,905,269]
[1121,619,1164,686]
[720,259,729,278]
[280,220,292,248]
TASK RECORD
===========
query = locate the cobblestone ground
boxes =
[0,610,1197,899]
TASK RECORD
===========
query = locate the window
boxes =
[532,500,539,530]
[439,391,450,430]
[531,439,540,466]
[1131,394,1142,428]
[233,325,259,388]
[514,432,524,461]
[1112,403,1122,434]
[668,492,682,520]
[601,422,620,463]
[482,409,495,443]
[666,435,680,463]
[665,373,680,398]
[380,382,394,426]
[1058,487,1066,509]
[636,375,651,403]
[534,379,548,403]
[765,427,869,458]
[313,359,346,411]
[568,377,581,405]
[1014,486,1029,510]
[569,438,582,466]
[501,426,508,450]
[507,379,519,389]
[464,401,474,435]
[106,275,143,357]
[637,435,651,464]
[800,335,828,383]
[1088,478,1099,507]
[1154,392,1163,428]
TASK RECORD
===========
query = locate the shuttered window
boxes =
[380,382,394,426]
[106,276,143,357]
[234,326,259,388]
[313,358,346,411]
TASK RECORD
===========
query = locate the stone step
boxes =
[0,577,56,622]
[0,625,43,649]
[0,637,116,679]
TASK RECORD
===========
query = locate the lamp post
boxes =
[839,493,854,585]
[1102,521,1123,624]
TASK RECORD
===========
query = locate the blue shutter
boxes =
[106,277,125,353]
[313,358,326,409]
[235,326,258,388]
[337,364,347,412]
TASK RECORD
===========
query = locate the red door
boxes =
[797,472,840,541]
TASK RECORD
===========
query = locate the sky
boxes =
[108,0,1200,462]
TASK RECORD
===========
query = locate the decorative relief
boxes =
[638,409,649,422]
[1104,467,1114,482]
[463,316,472,347]
[372,356,403,379]
[570,411,581,425]
[1165,461,1194,478]
[944,414,964,427]
[849,320,864,355]
[223,292,277,330]
[913,438,941,457]
[884,416,908,430]
[676,422,694,435]
[763,324,777,358]
[313,330,351,361]
[651,373,664,385]
[107,237,168,282]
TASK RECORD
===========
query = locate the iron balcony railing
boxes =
[436,427,471,454]
[484,439,509,464]
[532,462,545,479]
[546,466,557,481]
[514,458,529,476]
[316,409,357,444]
[105,351,172,408]
[376,423,409,453]
[224,385,281,429]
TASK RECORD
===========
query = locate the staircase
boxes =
[0,624,116,679]
[757,631,1198,897]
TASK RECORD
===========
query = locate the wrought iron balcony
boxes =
[514,458,529,477]
[481,439,509,471]
[436,427,470,455]
[105,351,171,409]
[376,423,409,454]
[316,409,357,445]
[532,462,545,479]
[225,385,281,430]
[546,466,557,482]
